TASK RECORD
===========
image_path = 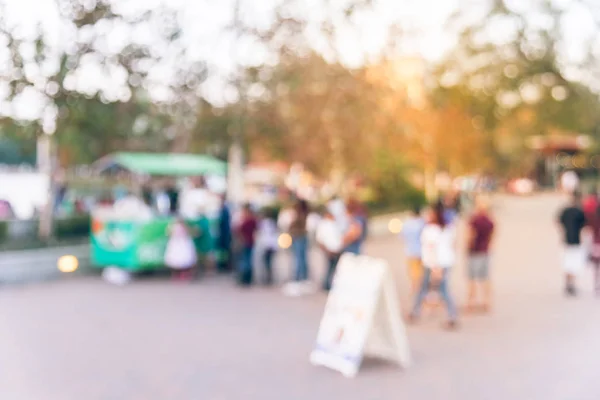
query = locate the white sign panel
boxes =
[310,253,411,377]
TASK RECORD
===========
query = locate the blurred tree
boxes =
[434,0,600,175]
[218,0,386,191]
[0,0,206,237]
[0,0,207,161]
[0,117,37,164]
[0,137,24,165]
[206,51,436,201]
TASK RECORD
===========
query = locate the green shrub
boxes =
[258,205,281,220]
[0,217,89,250]
[0,221,7,243]
[55,215,91,239]
[401,186,428,209]
[366,176,427,216]
[361,149,428,215]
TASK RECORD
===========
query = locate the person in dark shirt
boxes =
[558,192,587,296]
[165,182,179,215]
[236,204,258,286]
[466,195,495,313]
[216,195,232,273]
[141,184,153,208]
[54,184,68,214]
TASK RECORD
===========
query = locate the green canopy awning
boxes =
[96,152,227,176]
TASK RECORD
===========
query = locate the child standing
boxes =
[258,208,279,285]
[165,218,197,281]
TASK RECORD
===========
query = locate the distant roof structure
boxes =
[245,161,289,185]
[94,152,227,176]
[528,133,592,153]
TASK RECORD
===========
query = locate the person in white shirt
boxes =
[316,207,344,291]
[306,210,321,240]
[277,203,296,233]
[327,196,349,233]
[408,204,459,329]
[180,178,208,219]
[561,170,579,194]
[258,208,279,285]
[113,193,153,220]
[156,190,170,216]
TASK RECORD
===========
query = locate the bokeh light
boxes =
[57,255,79,273]
[278,233,293,249]
[388,218,403,234]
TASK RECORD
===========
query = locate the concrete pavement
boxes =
[0,244,89,284]
[2,194,600,399]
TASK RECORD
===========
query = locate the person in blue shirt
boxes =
[401,205,426,294]
[345,199,368,254]
[344,200,367,255]
[440,192,460,225]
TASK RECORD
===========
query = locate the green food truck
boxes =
[90,152,227,272]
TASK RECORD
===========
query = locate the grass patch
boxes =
[0,236,89,252]
[0,216,90,251]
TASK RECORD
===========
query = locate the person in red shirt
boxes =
[466,195,495,313]
[582,188,598,221]
[586,204,600,295]
[236,204,258,286]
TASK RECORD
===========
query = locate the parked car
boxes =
[0,199,15,220]
[507,178,535,195]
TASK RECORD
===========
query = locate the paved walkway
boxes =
[2,194,600,399]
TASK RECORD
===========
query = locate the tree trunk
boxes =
[37,135,55,241]
[227,91,246,207]
[227,140,245,206]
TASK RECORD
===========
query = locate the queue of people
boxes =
[226,197,368,296]
[157,182,512,334]
[102,174,504,331]
[221,184,600,324]
[138,172,600,336]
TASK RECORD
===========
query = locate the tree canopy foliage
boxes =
[435,0,600,174]
[1,0,600,196]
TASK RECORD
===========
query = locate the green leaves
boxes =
[434,0,600,174]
